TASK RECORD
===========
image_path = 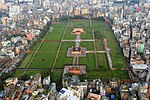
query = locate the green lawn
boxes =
[87,70,129,80]
[20,53,34,68]
[45,28,65,40]
[11,69,51,80]
[81,27,93,39]
[64,27,75,40]
[61,42,74,51]
[29,52,56,68]
[55,52,73,68]
[92,20,127,68]
[69,19,90,27]
[10,19,128,82]
[52,22,67,28]
[79,54,96,70]
[31,42,41,51]
[11,70,24,78]
[80,42,94,50]
[97,53,109,70]
[95,40,104,51]
[11,22,66,77]
[52,70,63,83]
[39,42,60,51]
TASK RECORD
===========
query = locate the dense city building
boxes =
[0,0,149,99]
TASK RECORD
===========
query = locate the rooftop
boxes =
[72,27,84,34]
[132,64,149,70]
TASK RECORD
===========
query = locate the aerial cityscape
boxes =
[0,0,149,99]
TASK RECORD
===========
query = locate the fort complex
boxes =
[0,0,150,99]
[63,26,114,81]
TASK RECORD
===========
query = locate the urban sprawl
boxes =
[0,0,149,100]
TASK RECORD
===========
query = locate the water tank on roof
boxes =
[140,44,144,53]
[146,70,150,82]
[139,71,147,79]
[136,42,144,53]
[75,39,81,43]
[111,94,115,99]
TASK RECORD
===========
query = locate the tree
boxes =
[59,15,70,22]
[92,17,105,22]
[40,21,52,37]
[0,81,4,91]
[71,15,85,19]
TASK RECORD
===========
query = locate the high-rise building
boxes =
[42,0,50,8]
[9,5,20,18]
[18,0,33,2]
[0,0,5,4]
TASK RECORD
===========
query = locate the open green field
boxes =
[87,70,129,80]
[92,20,127,68]
[11,19,129,82]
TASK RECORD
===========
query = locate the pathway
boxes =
[16,68,63,70]
[89,18,99,68]
[86,51,106,53]
[21,27,53,76]
[62,39,94,42]
[51,21,70,73]
[103,39,113,69]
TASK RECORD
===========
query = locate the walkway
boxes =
[89,18,99,68]
[62,39,94,42]
[51,20,70,73]
[16,68,63,70]
[103,39,113,69]
[72,34,81,65]
[21,27,53,77]
[86,51,106,53]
